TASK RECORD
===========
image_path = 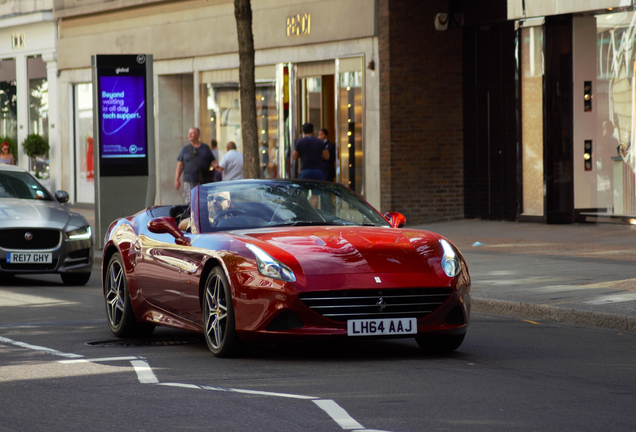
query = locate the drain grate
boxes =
[86,336,202,348]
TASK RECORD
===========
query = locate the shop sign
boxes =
[11,33,25,50]
[286,13,310,37]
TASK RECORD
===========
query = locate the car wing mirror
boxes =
[147,216,191,246]
[55,190,69,204]
[384,211,406,228]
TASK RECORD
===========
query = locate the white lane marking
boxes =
[159,383,201,390]
[59,356,140,364]
[229,387,319,400]
[0,337,395,432]
[313,399,364,430]
[160,382,318,400]
[0,291,78,307]
[584,294,636,305]
[130,359,159,384]
[0,336,83,358]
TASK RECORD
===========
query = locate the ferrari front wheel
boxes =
[415,332,465,353]
[104,253,154,338]
[203,267,242,357]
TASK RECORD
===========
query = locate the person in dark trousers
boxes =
[174,127,219,204]
[292,123,329,180]
[318,128,336,182]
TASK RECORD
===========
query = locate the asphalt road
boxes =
[1,270,635,431]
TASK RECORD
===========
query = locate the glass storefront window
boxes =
[596,12,636,215]
[339,71,363,194]
[304,77,322,127]
[256,84,278,178]
[0,58,17,155]
[74,83,94,203]
[204,83,241,150]
[521,26,545,216]
[27,56,48,179]
[202,82,278,178]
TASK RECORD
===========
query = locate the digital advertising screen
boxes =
[95,55,149,176]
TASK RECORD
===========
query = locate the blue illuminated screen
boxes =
[99,75,146,159]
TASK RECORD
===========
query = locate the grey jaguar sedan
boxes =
[0,164,93,285]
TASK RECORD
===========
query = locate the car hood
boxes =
[242,226,444,276]
[0,199,88,230]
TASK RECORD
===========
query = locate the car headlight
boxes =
[440,239,460,277]
[246,244,296,282]
[66,226,92,241]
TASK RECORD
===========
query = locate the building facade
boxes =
[462,0,636,223]
[54,0,380,208]
[0,0,59,191]
[4,0,627,225]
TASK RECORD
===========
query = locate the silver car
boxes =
[0,164,93,285]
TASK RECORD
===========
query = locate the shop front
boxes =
[514,2,636,223]
[0,11,58,191]
[198,58,366,194]
[55,0,378,207]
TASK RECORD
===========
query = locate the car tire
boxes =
[415,332,465,353]
[104,253,154,338]
[202,267,242,357]
[60,272,91,286]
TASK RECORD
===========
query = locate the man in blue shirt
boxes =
[174,127,219,204]
[292,123,329,180]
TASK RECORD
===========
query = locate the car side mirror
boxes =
[55,190,70,204]
[384,211,406,228]
[147,217,191,246]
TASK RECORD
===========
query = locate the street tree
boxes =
[234,0,259,178]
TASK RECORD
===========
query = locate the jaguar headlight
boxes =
[66,226,92,241]
[440,239,460,277]
[246,244,296,282]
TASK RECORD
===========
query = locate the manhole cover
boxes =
[86,336,202,347]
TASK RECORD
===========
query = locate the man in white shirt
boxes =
[220,141,244,180]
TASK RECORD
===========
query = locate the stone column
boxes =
[43,51,60,192]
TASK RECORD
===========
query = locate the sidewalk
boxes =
[414,219,636,332]
[70,204,636,332]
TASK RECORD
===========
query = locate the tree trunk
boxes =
[234,0,259,178]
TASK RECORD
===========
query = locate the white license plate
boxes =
[347,317,417,336]
[6,252,52,264]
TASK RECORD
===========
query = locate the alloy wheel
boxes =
[105,259,125,329]
[204,274,228,350]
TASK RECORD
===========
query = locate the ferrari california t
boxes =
[102,179,470,357]
[0,164,94,285]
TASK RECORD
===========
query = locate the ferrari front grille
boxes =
[298,288,453,323]
[0,229,61,250]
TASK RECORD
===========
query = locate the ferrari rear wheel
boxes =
[203,267,242,357]
[415,332,465,353]
[105,253,154,338]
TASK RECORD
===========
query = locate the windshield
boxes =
[0,170,52,200]
[195,180,391,232]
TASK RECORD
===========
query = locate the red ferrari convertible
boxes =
[102,179,471,357]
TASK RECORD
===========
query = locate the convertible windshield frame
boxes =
[192,180,391,233]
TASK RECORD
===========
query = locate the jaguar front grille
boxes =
[0,229,61,250]
[298,288,453,322]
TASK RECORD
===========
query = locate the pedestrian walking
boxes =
[292,123,329,180]
[174,127,219,204]
[318,128,336,182]
[220,141,244,180]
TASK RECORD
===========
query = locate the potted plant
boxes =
[22,133,49,179]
